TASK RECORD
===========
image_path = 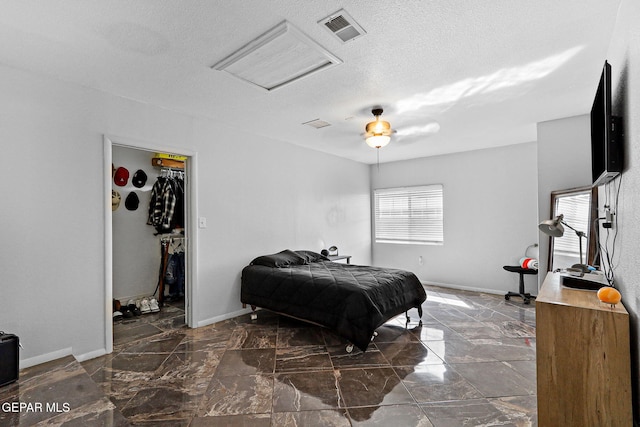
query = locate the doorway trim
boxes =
[103,134,199,354]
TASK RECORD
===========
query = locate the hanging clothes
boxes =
[172,176,184,231]
[162,236,185,301]
[157,235,185,304]
[165,252,185,299]
[147,171,184,234]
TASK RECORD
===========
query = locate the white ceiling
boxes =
[0,0,622,164]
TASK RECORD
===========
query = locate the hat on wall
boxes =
[112,189,121,211]
[114,167,129,186]
[132,169,147,188]
[125,192,140,211]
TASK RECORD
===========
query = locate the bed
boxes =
[240,249,427,352]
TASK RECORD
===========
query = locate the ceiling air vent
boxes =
[319,9,366,43]
[302,119,331,129]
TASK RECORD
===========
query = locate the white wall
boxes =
[603,0,640,419]
[536,115,592,277]
[532,1,640,417]
[0,64,371,366]
[191,118,372,327]
[112,146,164,303]
[371,142,539,295]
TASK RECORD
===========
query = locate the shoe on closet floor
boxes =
[113,311,123,321]
[149,298,160,313]
[121,306,134,318]
[126,300,141,316]
[165,294,183,302]
[139,298,151,314]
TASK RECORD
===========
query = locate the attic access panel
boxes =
[212,21,342,91]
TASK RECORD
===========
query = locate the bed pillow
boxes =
[250,249,307,268]
[295,250,330,263]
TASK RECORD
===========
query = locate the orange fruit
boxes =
[597,286,621,305]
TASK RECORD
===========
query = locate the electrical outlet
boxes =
[198,217,207,228]
[603,208,614,228]
[605,209,614,222]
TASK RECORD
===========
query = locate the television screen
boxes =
[590,60,621,186]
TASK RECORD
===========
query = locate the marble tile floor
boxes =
[0,286,537,426]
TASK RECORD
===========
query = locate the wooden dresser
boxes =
[536,272,632,426]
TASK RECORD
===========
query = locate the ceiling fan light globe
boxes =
[366,135,390,148]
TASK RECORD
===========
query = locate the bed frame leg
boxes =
[250,305,258,320]
[346,344,354,353]
[405,307,424,328]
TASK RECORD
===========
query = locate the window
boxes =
[548,187,596,270]
[553,193,590,257]
[374,184,444,244]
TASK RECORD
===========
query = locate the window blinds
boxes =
[374,185,444,244]
[553,193,590,256]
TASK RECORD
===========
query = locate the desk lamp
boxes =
[538,214,589,272]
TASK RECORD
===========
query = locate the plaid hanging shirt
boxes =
[147,177,177,232]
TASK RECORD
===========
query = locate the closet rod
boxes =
[159,233,184,240]
[160,168,184,178]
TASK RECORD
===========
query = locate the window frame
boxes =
[547,186,599,271]
[373,184,444,245]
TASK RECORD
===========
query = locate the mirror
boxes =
[547,186,599,271]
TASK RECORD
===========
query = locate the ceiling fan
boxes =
[312,105,439,156]
[362,107,441,149]
[364,108,395,149]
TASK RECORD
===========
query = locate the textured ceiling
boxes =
[0,0,622,164]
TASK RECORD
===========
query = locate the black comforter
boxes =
[241,250,427,351]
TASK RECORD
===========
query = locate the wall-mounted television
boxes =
[591,60,622,187]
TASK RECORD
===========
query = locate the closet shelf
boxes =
[152,157,184,169]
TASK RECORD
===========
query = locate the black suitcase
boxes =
[0,332,19,387]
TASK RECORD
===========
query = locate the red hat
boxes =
[114,167,129,186]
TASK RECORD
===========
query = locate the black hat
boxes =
[132,169,147,188]
[125,192,140,211]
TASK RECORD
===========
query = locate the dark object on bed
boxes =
[241,250,427,352]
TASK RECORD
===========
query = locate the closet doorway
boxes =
[104,135,198,354]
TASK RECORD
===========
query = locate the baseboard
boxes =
[75,348,107,363]
[19,347,73,370]
[421,280,506,296]
[197,307,252,328]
